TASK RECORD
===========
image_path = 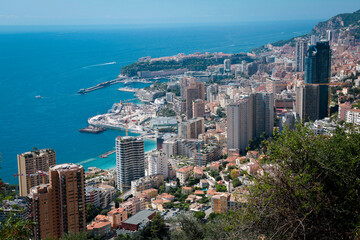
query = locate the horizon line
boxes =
[0,19,322,28]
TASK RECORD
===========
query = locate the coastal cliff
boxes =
[311,9,360,38]
[255,8,360,51]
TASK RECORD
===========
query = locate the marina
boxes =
[88,101,157,134]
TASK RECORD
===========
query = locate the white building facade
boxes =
[147,151,168,179]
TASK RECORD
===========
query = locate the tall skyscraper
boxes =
[28,163,86,240]
[147,150,168,179]
[185,81,205,119]
[305,41,331,119]
[227,93,274,152]
[326,30,333,42]
[296,84,320,122]
[295,39,307,72]
[206,84,218,102]
[17,148,56,197]
[116,137,145,192]
[252,93,274,138]
[227,99,252,152]
[224,59,231,72]
[193,99,205,118]
[180,77,193,99]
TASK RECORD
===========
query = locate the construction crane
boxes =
[125,118,129,136]
[14,170,49,185]
[125,100,133,136]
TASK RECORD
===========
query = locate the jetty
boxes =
[78,78,123,94]
[99,150,116,158]
[79,126,106,134]
[77,77,155,95]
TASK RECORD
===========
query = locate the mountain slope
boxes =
[311,9,360,37]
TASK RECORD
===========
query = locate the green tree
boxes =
[215,184,227,192]
[198,196,209,204]
[232,178,242,188]
[214,124,360,239]
[230,169,239,180]
[208,212,221,221]
[149,213,167,239]
[114,197,123,208]
[170,214,205,240]
[193,211,205,220]
[100,209,110,215]
[0,214,36,240]
[85,204,101,223]
[164,201,175,209]
[61,231,87,240]
[216,107,226,118]
[159,183,165,194]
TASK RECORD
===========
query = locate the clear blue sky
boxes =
[1,0,360,25]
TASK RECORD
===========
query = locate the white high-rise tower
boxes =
[116,136,145,191]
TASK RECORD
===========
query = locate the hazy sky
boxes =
[1,0,360,25]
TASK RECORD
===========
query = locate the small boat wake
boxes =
[83,62,117,69]
[35,95,47,99]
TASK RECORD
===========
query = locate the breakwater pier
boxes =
[78,78,123,94]
[99,150,116,158]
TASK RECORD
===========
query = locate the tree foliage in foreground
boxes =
[250,125,360,239]
[0,214,36,240]
[172,125,360,239]
[60,231,88,240]
[223,125,359,239]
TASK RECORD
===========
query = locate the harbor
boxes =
[87,101,157,134]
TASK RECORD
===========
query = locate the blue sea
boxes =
[0,21,316,184]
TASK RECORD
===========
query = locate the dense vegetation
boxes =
[325,8,360,28]
[0,214,36,240]
[120,54,253,77]
[85,204,102,223]
[255,8,360,51]
[0,183,17,202]
[172,125,360,239]
[242,125,360,239]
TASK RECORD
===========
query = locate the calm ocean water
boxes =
[0,21,316,184]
